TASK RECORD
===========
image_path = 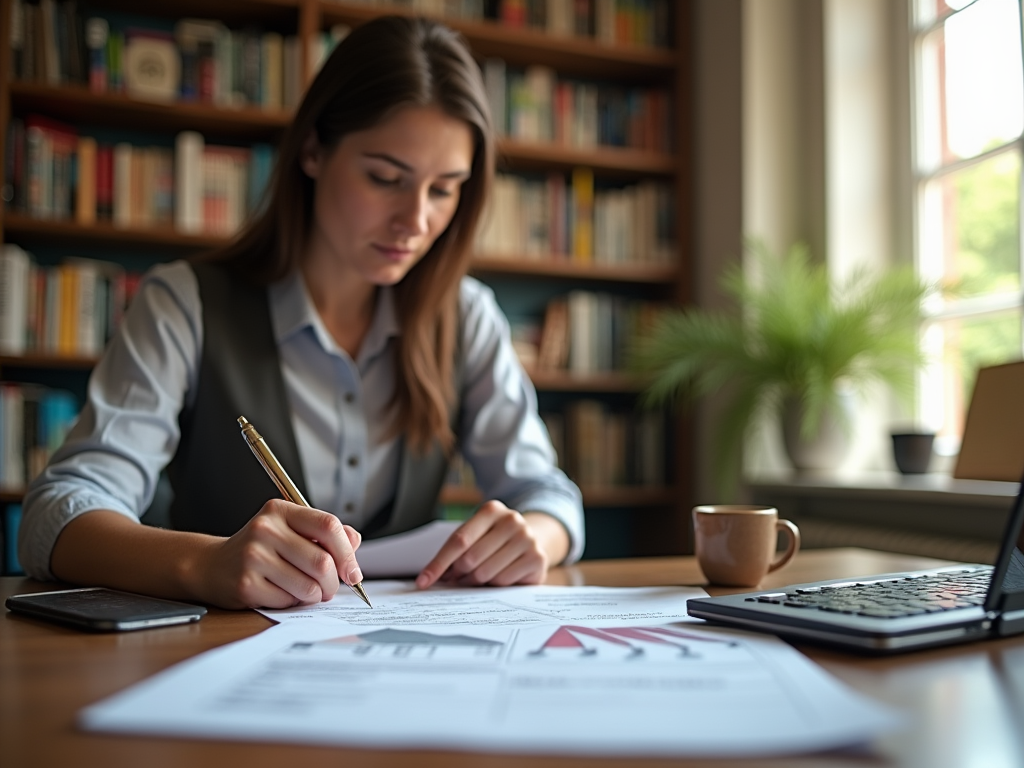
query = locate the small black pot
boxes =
[891,432,935,474]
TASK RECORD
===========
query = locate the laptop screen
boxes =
[987,473,1024,611]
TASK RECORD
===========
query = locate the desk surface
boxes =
[3,548,1023,768]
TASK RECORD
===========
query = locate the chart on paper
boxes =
[83,618,900,757]
[291,624,743,664]
[260,583,708,626]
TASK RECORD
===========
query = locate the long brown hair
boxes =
[208,16,495,454]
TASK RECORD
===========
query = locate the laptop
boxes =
[686,472,1024,653]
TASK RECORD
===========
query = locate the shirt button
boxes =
[344,392,355,403]
[344,502,355,513]
[347,455,359,467]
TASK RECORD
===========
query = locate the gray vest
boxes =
[166,262,456,539]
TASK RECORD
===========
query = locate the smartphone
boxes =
[5,587,207,631]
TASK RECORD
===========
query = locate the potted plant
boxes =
[632,241,929,492]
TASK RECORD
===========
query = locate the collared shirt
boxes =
[19,261,584,579]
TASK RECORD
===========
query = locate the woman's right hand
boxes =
[187,500,363,610]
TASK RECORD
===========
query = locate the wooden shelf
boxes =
[318,2,676,83]
[439,484,678,508]
[7,85,671,176]
[8,83,292,141]
[2,213,227,250]
[524,370,649,393]
[471,256,677,285]
[3,217,677,287]
[498,139,676,178]
[0,353,650,392]
[68,0,302,30]
[0,354,98,370]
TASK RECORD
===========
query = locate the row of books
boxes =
[512,291,663,374]
[2,504,24,575]
[483,60,672,152]
[3,116,275,236]
[0,245,142,358]
[442,401,666,491]
[9,2,305,110]
[0,383,79,493]
[475,171,674,263]
[543,402,665,487]
[332,0,674,49]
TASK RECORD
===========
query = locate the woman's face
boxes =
[301,104,474,287]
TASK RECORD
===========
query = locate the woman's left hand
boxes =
[416,501,568,588]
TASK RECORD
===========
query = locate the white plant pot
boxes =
[780,394,852,472]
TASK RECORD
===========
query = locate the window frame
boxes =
[910,0,1024,443]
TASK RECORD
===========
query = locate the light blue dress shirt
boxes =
[19,261,584,579]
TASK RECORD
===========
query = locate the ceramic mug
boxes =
[692,505,801,587]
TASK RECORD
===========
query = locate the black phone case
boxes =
[5,587,207,631]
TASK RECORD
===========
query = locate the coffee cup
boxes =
[692,505,801,588]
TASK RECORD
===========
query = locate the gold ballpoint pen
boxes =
[238,416,372,607]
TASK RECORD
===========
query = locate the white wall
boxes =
[741,0,914,480]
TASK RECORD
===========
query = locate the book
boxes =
[248,143,274,216]
[2,118,25,211]
[174,131,204,233]
[124,28,180,102]
[0,245,31,355]
[3,504,23,575]
[106,28,124,92]
[1,385,25,491]
[536,297,569,371]
[483,58,506,136]
[9,0,26,79]
[20,0,36,81]
[57,263,79,355]
[95,143,113,220]
[567,289,595,373]
[571,167,594,262]
[201,145,250,235]
[61,0,86,84]
[24,113,77,220]
[85,16,108,92]
[240,29,262,105]
[261,32,283,110]
[112,142,132,228]
[39,0,60,85]
[75,135,97,224]
[282,35,301,109]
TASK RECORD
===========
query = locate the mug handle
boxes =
[767,519,801,573]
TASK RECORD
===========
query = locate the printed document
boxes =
[259,582,707,626]
[81,592,901,756]
[354,521,460,578]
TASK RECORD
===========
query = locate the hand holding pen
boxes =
[237,416,372,608]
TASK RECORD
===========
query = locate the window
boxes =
[912,0,1024,450]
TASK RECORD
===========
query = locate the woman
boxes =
[19,17,583,609]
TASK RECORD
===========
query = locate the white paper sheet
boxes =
[355,520,461,578]
[80,616,902,757]
[259,582,708,627]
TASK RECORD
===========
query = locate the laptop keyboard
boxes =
[744,568,992,619]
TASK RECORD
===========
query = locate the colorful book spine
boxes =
[75,135,97,225]
[85,16,109,92]
[4,504,24,575]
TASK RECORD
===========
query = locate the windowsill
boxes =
[744,470,1018,562]
[745,470,1018,509]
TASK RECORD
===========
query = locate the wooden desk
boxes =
[3,548,1023,768]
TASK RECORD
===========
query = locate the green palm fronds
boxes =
[632,241,930,494]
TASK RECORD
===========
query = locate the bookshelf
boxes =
[0,0,693,565]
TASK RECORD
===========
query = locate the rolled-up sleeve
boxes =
[18,261,202,580]
[457,278,585,564]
